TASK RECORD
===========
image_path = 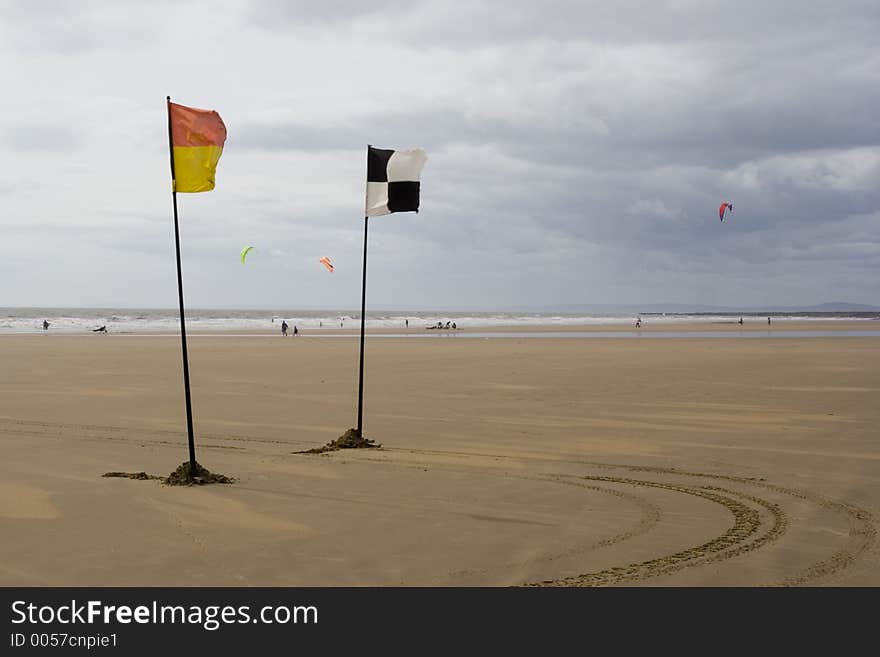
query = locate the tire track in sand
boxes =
[377,448,874,586]
[446,478,662,582]
[526,476,766,586]
[594,463,876,586]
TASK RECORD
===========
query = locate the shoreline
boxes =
[0,320,880,340]
[4,320,879,337]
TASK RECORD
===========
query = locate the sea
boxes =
[2,308,878,335]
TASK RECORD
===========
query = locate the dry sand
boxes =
[0,325,878,586]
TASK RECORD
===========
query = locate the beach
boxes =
[1,326,878,586]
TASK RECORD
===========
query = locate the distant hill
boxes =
[798,302,880,312]
[524,301,880,314]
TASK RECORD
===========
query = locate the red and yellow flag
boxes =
[169,101,227,193]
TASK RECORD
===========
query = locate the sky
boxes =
[1,0,878,310]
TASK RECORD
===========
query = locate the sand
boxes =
[0,325,878,586]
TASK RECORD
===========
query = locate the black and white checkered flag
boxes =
[366,145,427,217]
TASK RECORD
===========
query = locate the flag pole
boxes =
[166,95,198,472]
[356,144,372,436]
[356,214,368,436]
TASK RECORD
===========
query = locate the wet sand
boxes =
[83,319,880,336]
[0,327,877,585]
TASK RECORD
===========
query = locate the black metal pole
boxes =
[356,215,368,436]
[167,96,198,472]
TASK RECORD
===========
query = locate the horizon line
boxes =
[3,302,879,313]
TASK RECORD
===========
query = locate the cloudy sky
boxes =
[1,0,878,310]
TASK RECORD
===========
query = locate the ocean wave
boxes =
[0,308,876,334]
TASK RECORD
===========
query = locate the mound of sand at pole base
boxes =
[165,461,235,485]
[102,461,234,486]
[298,428,381,454]
[102,471,163,481]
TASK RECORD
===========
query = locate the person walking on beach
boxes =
[293,325,298,337]
[405,319,409,329]
[43,320,50,331]
[281,320,288,337]
[767,316,771,326]
[739,317,744,325]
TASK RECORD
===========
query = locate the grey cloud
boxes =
[246,0,411,25]
[1,123,82,152]
[0,0,162,54]
[245,0,879,49]
[232,52,879,171]
[231,92,880,282]
[233,112,503,154]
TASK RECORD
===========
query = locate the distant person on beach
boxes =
[405,319,409,329]
[635,317,642,328]
[43,320,49,331]
[281,320,288,337]
[768,316,771,326]
[739,317,744,325]
[293,325,298,337]
[92,326,107,334]
[452,322,456,330]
